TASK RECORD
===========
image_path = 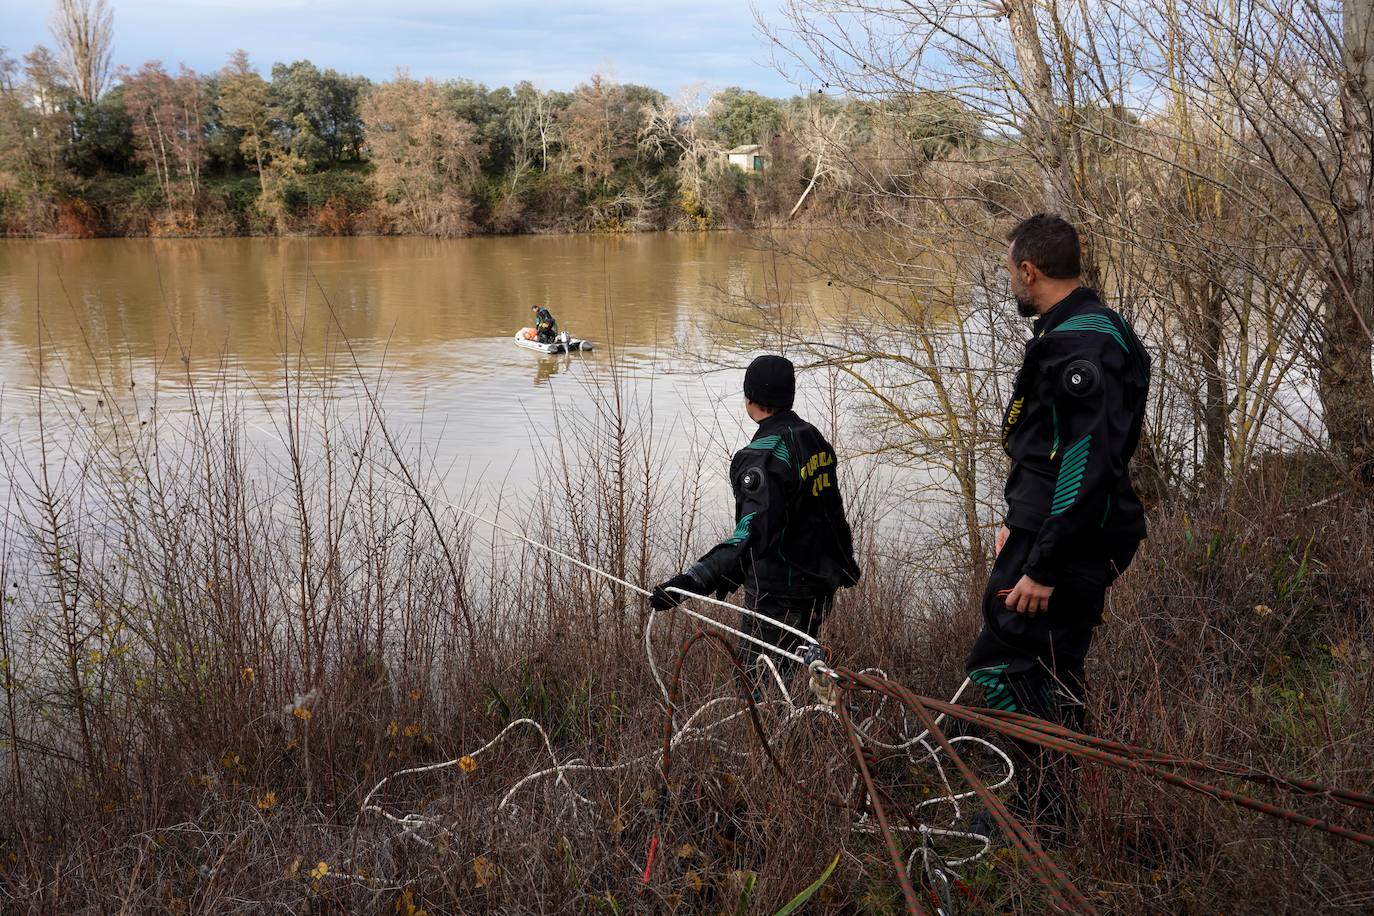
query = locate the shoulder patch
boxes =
[1062,359,1101,397]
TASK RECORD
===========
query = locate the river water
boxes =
[0,234,871,520]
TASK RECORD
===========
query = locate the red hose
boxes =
[640,834,660,884]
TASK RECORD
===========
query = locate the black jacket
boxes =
[1002,288,1150,586]
[688,410,861,602]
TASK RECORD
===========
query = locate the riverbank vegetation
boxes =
[1,6,977,238]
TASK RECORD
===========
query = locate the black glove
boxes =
[649,572,700,611]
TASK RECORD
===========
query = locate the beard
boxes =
[1015,294,1037,318]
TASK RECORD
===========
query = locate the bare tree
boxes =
[1330,0,1374,478]
[640,86,729,224]
[785,99,858,219]
[1004,0,1080,223]
[361,75,486,236]
[1153,0,1374,481]
[122,61,207,208]
[49,0,113,104]
[558,75,640,185]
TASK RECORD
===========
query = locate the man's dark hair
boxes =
[1007,213,1081,280]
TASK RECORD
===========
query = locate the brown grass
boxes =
[0,364,1370,914]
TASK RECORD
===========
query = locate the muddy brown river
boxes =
[0,233,881,516]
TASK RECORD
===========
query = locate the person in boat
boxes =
[531,304,558,344]
[649,355,861,685]
[965,213,1151,840]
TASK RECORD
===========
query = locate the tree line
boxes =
[0,2,980,237]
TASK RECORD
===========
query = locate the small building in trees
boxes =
[725,144,768,172]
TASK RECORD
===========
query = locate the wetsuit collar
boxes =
[1033,286,1099,336]
[753,408,798,438]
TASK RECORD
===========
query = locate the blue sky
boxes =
[2,0,803,96]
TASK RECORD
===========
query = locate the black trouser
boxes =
[965,527,1106,834]
[738,592,833,692]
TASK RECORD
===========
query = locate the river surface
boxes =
[0,234,894,523]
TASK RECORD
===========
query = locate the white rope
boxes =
[269,444,1012,883]
[664,585,821,647]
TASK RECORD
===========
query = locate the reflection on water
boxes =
[0,234,843,510]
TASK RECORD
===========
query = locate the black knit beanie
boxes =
[743,354,795,410]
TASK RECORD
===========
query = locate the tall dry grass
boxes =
[0,351,1370,914]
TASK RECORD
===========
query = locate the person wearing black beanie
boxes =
[742,354,795,410]
[649,354,861,685]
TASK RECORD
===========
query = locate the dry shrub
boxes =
[55,197,98,237]
[0,353,1369,913]
[312,197,356,236]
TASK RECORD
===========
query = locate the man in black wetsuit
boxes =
[532,304,558,343]
[648,355,861,680]
[968,214,1151,836]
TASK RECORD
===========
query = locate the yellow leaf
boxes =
[222,751,240,769]
[395,887,421,915]
[256,791,278,811]
[241,666,255,684]
[88,649,103,664]
[309,860,329,880]
[1253,604,1274,618]
[410,688,423,701]
[386,720,399,737]
[687,871,703,892]
[459,755,478,773]
[676,843,696,859]
[293,707,312,721]
[286,856,301,877]
[473,855,497,888]
[1331,641,1350,661]
[403,723,420,737]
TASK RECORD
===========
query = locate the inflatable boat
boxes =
[515,328,595,354]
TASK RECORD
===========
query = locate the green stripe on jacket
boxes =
[743,434,792,467]
[725,512,757,546]
[1051,314,1128,351]
[1050,434,1092,515]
